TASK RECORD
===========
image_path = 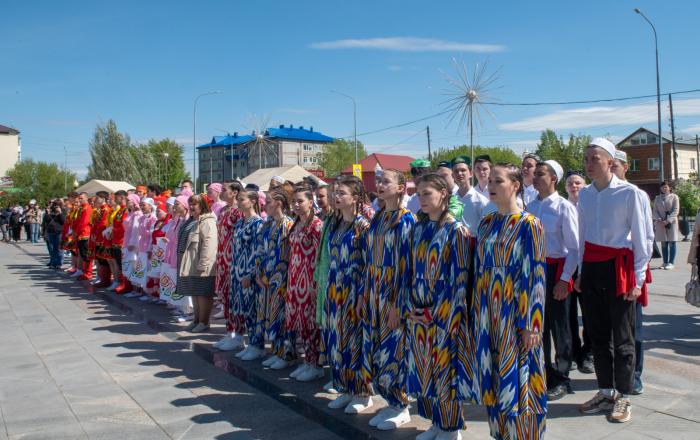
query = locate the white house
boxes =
[0,124,20,178]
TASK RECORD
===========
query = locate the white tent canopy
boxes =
[75,179,135,196]
[241,165,316,191]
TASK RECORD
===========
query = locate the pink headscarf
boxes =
[208,183,223,194]
[127,194,141,206]
[175,195,190,212]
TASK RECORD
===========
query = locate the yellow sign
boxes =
[352,163,362,178]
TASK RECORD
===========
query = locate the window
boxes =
[648,157,660,171]
[630,159,640,171]
[691,158,696,170]
[303,157,309,163]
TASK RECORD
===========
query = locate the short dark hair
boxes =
[114,190,127,197]
[182,179,193,186]
[147,184,161,195]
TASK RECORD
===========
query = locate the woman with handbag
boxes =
[653,181,680,269]
[685,208,700,307]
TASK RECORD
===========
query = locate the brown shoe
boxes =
[579,391,617,414]
[607,397,632,423]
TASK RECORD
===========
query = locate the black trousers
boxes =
[544,263,572,387]
[581,259,636,394]
[569,276,593,364]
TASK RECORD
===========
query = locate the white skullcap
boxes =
[589,137,616,158]
[141,197,157,209]
[614,150,628,163]
[544,160,564,183]
[166,196,176,206]
[271,175,285,184]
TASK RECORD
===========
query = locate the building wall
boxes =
[0,133,20,177]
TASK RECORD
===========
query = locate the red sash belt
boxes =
[582,242,648,306]
[546,257,574,292]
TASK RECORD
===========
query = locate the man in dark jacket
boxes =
[43,201,65,268]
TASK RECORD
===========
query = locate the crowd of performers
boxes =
[54,137,653,440]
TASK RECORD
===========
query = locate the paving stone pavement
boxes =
[1,241,699,439]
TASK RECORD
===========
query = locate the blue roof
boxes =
[197,125,333,149]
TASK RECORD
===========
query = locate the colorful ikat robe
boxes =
[405,218,473,402]
[468,212,547,438]
[360,208,415,408]
[325,216,371,396]
[253,215,293,352]
[230,215,264,336]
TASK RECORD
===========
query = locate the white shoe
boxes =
[90,278,101,285]
[218,335,245,351]
[176,315,193,323]
[241,346,264,361]
[344,395,373,414]
[270,358,289,370]
[417,426,440,440]
[327,393,353,409]
[262,355,281,367]
[290,363,309,379]
[377,406,410,430]
[107,281,119,291]
[369,407,393,427]
[665,263,674,270]
[296,365,324,382]
[213,335,230,349]
[436,429,461,440]
[235,345,250,359]
[212,309,225,319]
[323,380,339,394]
[70,270,83,278]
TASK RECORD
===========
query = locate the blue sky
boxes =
[2,0,700,178]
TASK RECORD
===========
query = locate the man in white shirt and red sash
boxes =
[612,149,653,395]
[528,159,579,401]
[576,138,653,423]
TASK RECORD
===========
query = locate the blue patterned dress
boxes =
[325,215,371,396]
[230,215,264,340]
[468,212,547,440]
[253,215,293,354]
[360,208,415,409]
[406,218,472,431]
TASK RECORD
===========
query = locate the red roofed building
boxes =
[341,153,415,192]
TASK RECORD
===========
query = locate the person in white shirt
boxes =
[576,138,653,423]
[611,149,653,396]
[473,155,492,199]
[451,155,496,234]
[521,153,539,205]
[528,160,579,401]
[563,170,595,375]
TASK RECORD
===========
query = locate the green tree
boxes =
[535,129,590,175]
[86,120,140,182]
[430,144,521,167]
[86,121,189,189]
[319,139,368,177]
[674,180,700,218]
[4,159,76,205]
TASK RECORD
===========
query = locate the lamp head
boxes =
[634,8,641,13]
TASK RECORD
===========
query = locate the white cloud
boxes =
[682,123,700,134]
[500,98,700,132]
[310,37,505,53]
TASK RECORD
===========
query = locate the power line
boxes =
[338,87,700,140]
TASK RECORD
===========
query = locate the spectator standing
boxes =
[44,202,65,268]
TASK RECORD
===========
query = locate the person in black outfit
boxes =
[43,202,65,268]
[9,207,23,242]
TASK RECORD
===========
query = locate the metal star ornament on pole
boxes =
[442,58,500,167]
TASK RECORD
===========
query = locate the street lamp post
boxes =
[193,91,222,193]
[635,8,664,181]
[163,152,169,188]
[331,90,358,164]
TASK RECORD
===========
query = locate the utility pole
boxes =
[426,126,432,161]
[669,93,678,180]
[695,134,700,180]
[63,146,68,193]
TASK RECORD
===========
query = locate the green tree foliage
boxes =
[86,120,189,188]
[674,179,700,218]
[319,139,368,178]
[430,144,521,167]
[3,159,76,206]
[534,129,590,174]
